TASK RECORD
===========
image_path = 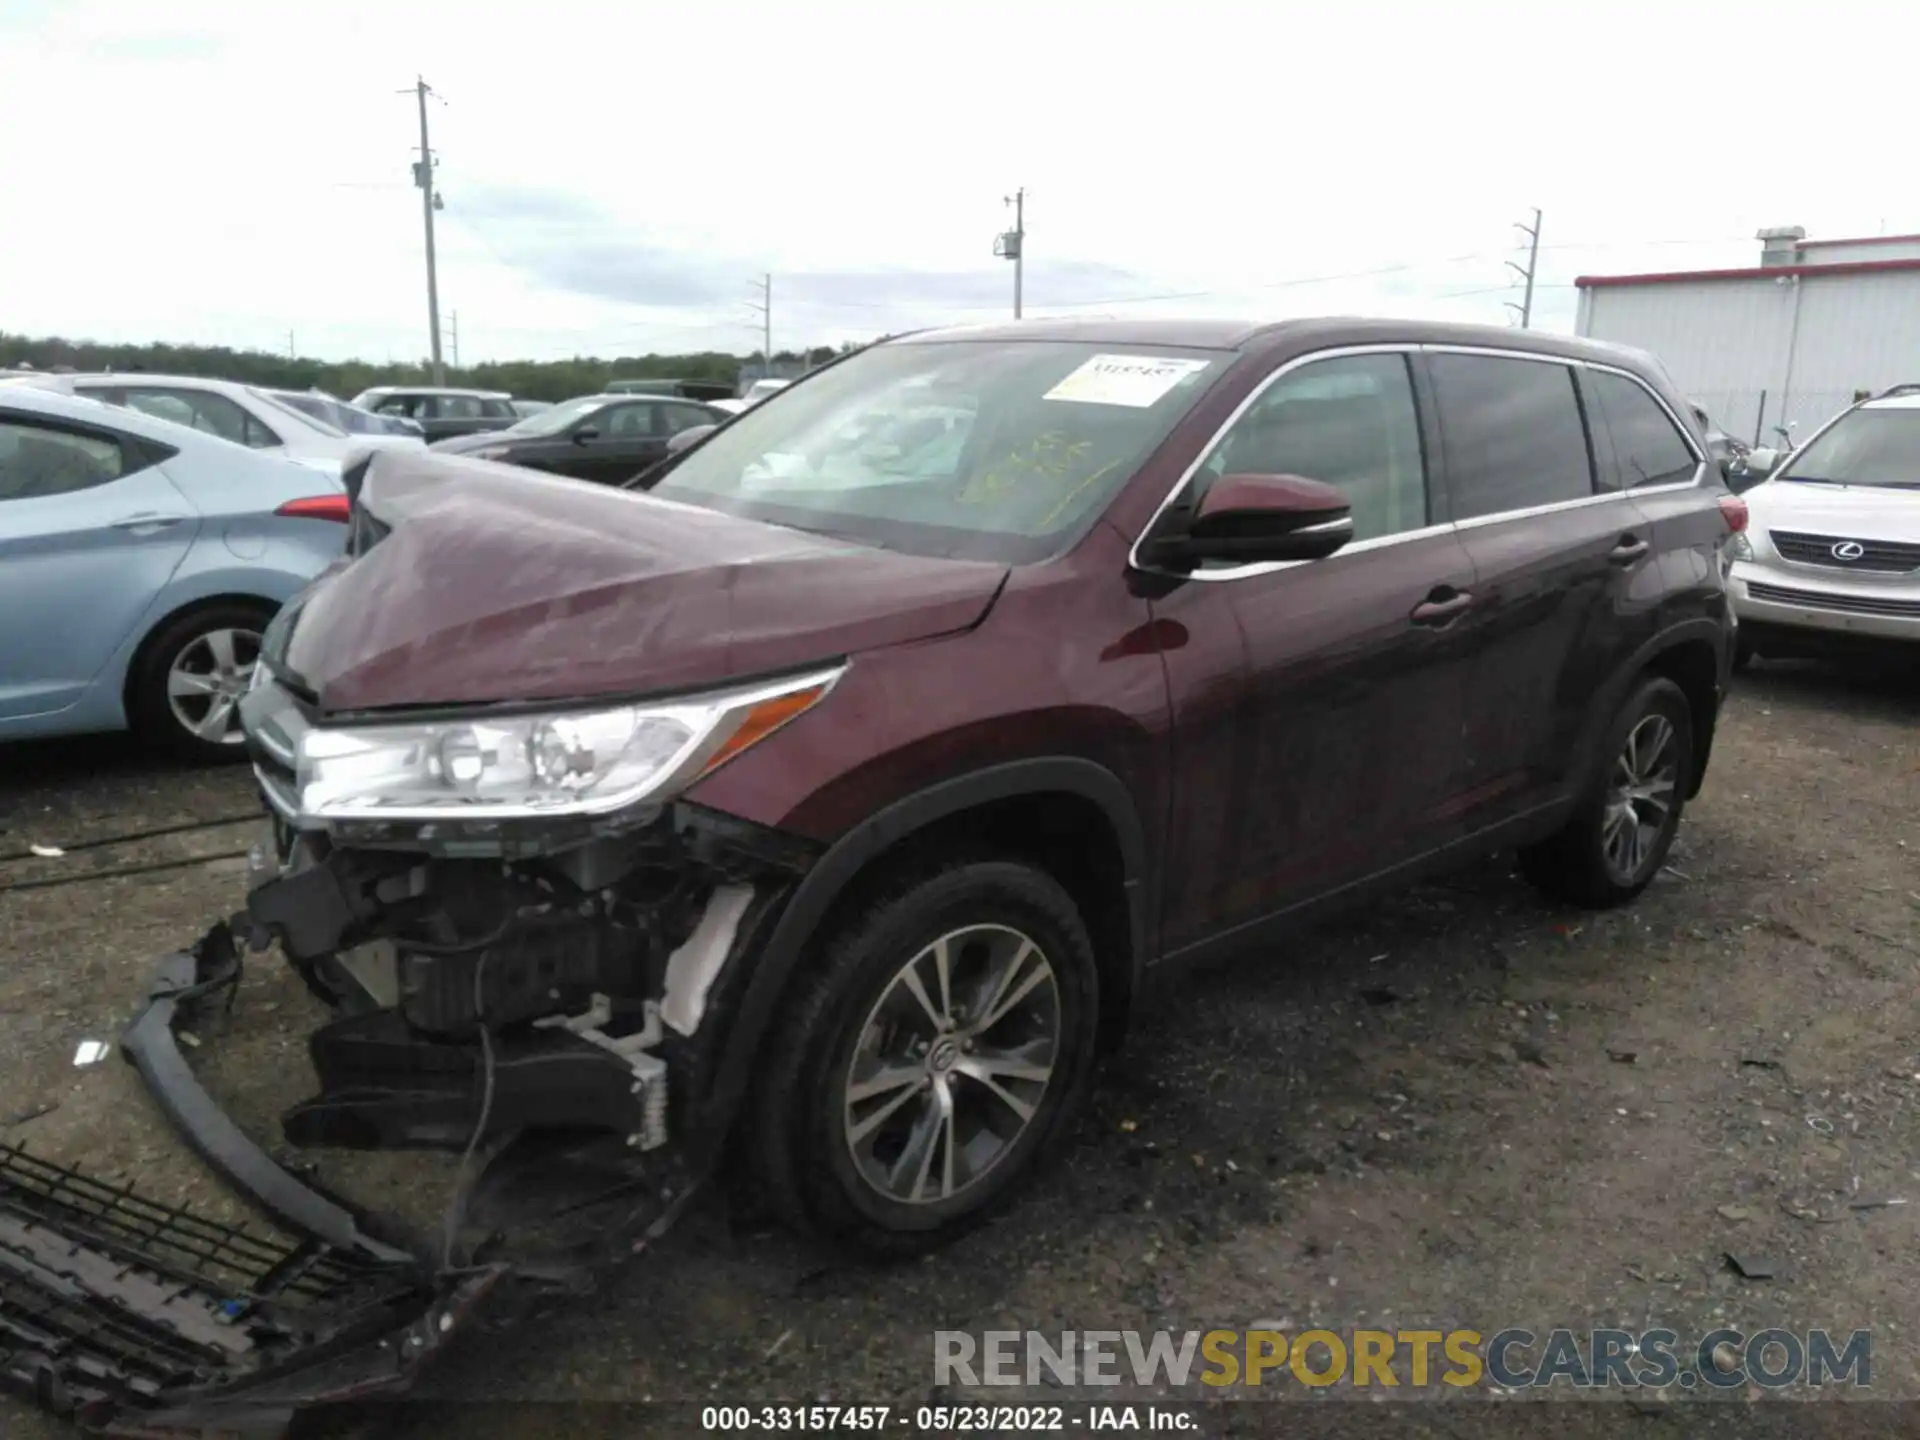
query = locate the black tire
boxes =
[749,856,1100,1259]
[1732,633,1756,672]
[1520,675,1694,909]
[126,600,274,764]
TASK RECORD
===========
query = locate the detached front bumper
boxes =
[0,923,691,1436]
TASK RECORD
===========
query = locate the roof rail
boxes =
[1876,382,1920,399]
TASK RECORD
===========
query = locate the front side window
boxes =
[1427,354,1594,519]
[604,402,658,437]
[0,418,127,501]
[1776,408,1920,490]
[1588,371,1698,490]
[647,340,1231,563]
[1190,352,1429,544]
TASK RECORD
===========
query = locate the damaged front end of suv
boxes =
[1,442,1018,1435]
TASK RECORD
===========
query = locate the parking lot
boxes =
[1,658,1915,1435]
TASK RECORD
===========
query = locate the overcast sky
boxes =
[0,0,1909,365]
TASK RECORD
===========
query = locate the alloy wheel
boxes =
[165,627,261,746]
[841,923,1061,1206]
[1601,712,1679,884]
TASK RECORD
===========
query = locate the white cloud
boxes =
[0,0,1910,362]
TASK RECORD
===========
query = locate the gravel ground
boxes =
[1,658,1916,1437]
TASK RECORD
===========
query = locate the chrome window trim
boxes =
[1450,487,1643,533]
[1126,340,1709,585]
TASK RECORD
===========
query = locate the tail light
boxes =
[277,495,351,523]
[1718,495,1749,533]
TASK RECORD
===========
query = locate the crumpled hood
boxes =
[281,449,1009,713]
[1749,478,1920,544]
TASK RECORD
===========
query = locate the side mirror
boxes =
[1143,473,1353,568]
[666,424,717,456]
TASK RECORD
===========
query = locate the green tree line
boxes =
[0,331,856,403]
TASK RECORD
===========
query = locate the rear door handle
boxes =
[110,511,189,531]
[1609,535,1651,566]
[1410,588,1473,627]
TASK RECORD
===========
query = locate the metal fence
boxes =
[1686,389,1867,448]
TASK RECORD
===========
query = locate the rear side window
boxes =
[119,387,278,449]
[1588,371,1699,490]
[1427,354,1594,520]
[480,398,516,419]
[0,417,129,501]
[431,395,487,420]
[661,403,718,435]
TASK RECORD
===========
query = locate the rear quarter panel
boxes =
[63,449,348,736]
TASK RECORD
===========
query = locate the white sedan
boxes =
[0,371,420,477]
[1727,391,1920,663]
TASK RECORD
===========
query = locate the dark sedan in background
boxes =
[429,392,732,483]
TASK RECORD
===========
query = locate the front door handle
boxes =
[1609,535,1651,566]
[1410,587,1473,627]
[110,511,189,532]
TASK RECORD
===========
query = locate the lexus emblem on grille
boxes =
[1831,541,1866,561]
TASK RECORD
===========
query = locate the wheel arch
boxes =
[1577,620,1729,803]
[689,757,1151,1157]
[121,590,281,718]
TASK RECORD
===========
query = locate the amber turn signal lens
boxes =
[695,683,830,780]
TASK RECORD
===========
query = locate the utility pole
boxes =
[1505,207,1542,328]
[745,274,771,377]
[401,76,447,384]
[287,330,296,359]
[994,188,1026,318]
[448,311,459,369]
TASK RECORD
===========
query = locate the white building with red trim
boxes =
[1574,227,1920,446]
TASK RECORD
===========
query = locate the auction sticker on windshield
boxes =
[1043,354,1213,408]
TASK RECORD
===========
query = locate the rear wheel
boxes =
[128,601,272,763]
[749,857,1100,1258]
[1521,676,1693,909]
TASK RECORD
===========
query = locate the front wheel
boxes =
[749,858,1101,1258]
[1520,676,1694,909]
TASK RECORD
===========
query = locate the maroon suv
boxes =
[0,317,1746,1426]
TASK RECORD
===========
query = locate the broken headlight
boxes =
[295,665,841,821]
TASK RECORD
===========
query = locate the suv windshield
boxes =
[645,340,1229,563]
[506,395,610,437]
[1778,407,1920,489]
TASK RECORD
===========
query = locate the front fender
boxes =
[684,755,1149,1160]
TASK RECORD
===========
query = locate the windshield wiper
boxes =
[1779,474,1847,485]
